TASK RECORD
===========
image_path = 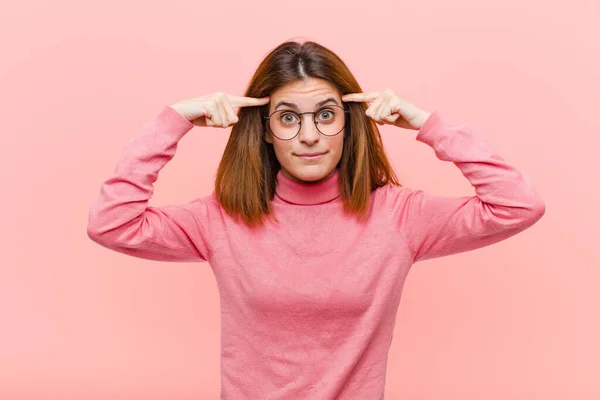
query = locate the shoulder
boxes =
[371,184,431,225]
[183,191,225,220]
[194,191,220,207]
[372,183,422,206]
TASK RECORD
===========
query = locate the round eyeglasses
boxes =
[263,105,350,141]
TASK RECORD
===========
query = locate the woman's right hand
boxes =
[169,92,270,127]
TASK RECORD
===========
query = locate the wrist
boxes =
[168,104,188,120]
[412,111,432,130]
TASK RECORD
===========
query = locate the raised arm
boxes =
[86,105,214,262]
[387,111,546,263]
[87,93,270,262]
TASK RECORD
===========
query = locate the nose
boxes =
[297,114,320,145]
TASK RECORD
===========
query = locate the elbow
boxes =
[87,224,119,250]
[533,198,546,219]
[87,217,113,246]
[87,215,145,250]
[518,196,546,228]
[87,225,99,241]
[87,223,104,244]
[487,195,546,230]
[87,207,104,242]
[86,210,120,246]
[528,195,546,222]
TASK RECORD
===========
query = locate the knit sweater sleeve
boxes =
[86,106,215,263]
[387,111,546,264]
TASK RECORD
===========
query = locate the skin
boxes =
[264,77,345,184]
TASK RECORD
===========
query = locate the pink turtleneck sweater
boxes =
[87,105,545,399]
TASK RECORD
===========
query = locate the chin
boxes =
[287,165,334,183]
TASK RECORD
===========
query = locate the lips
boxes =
[296,152,326,161]
[297,152,325,157]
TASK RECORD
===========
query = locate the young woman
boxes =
[87,40,545,399]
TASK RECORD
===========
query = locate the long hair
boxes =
[214,39,401,227]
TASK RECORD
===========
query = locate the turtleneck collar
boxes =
[274,168,342,205]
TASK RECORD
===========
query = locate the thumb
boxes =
[384,113,400,123]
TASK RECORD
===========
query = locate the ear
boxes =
[263,130,273,144]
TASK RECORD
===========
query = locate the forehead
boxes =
[270,78,340,106]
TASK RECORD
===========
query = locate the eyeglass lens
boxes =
[268,105,346,140]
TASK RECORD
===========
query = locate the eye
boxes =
[317,109,334,121]
[280,112,298,124]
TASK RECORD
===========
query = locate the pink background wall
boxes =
[1,0,598,398]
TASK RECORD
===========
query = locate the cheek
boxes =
[328,136,345,158]
[272,142,294,160]
[333,136,345,152]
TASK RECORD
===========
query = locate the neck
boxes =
[274,168,342,205]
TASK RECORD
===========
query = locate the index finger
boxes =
[341,92,380,103]
[228,95,270,108]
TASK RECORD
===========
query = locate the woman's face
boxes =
[265,77,345,184]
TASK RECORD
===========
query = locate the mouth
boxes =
[296,152,327,161]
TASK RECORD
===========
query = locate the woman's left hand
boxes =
[342,89,431,130]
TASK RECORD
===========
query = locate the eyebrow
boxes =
[274,97,339,111]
